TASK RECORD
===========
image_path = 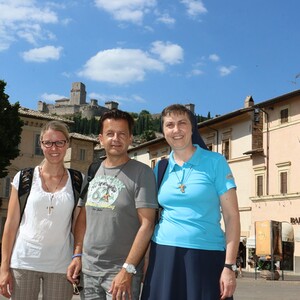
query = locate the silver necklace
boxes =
[102,160,130,201]
[174,166,193,193]
[40,167,66,215]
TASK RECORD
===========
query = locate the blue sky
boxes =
[1,0,300,117]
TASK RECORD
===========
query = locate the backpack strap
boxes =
[18,167,34,223]
[68,169,83,221]
[79,160,103,200]
[68,169,83,206]
[157,158,168,190]
[155,158,169,223]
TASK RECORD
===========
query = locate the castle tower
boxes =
[185,103,195,114]
[105,101,119,110]
[70,82,86,105]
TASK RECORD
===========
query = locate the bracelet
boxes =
[72,253,82,259]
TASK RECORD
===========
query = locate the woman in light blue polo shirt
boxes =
[142,104,240,300]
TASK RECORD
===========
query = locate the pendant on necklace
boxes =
[47,194,54,215]
[174,166,193,193]
[178,183,186,193]
[47,205,54,215]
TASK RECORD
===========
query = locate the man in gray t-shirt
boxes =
[67,109,158,300]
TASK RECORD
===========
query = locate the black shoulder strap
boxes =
[79,160,103,200]
[68,169,83,206]
[18,167,34,223]
[155,159,168,223]
[157,158,168,190]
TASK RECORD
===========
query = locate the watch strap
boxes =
[224,263,237,272]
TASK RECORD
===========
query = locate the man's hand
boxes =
[108,269,133,300]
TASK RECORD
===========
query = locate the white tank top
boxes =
[10,167,75,273]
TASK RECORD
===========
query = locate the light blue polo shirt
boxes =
[152,145,236,251]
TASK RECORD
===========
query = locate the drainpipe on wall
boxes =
[257,107,270,195]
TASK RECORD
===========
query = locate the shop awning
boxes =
[282,222,294,242]
[246,236,255,248]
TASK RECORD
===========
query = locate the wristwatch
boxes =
[122,263,137,274]
[224,264,237,272]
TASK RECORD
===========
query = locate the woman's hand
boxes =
[0,268,13,298]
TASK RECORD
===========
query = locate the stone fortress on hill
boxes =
[37,82,119,119]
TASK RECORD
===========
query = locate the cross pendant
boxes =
[47,205,54,215]
[178,184,185,193]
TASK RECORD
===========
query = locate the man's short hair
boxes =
[99,108,135,134]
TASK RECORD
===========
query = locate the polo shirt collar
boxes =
[168,144,202,172]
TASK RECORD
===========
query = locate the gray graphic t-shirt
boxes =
[79,159,158,277]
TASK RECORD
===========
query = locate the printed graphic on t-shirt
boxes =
[86,175,125,210]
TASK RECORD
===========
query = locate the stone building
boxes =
[37,82,119,119]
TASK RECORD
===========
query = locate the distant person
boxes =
[141,104,240,300]
[236,242,245,277]
[0,120,83,299]
[67,109,158,299]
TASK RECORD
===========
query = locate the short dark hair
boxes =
[99,108,135,134]
[161,104,208,150]
[161,104,194,128]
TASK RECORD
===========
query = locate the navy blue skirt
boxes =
[141,242,233,300]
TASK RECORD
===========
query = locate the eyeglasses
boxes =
[41,140,67,148]
[72,283,83,295]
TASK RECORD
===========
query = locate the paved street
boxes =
[234,271,300,300]
[1,272,299,299]
[0,291,80,300]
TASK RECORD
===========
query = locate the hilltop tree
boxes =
[0,80,23,178]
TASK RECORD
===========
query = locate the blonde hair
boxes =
[40,120,70,142]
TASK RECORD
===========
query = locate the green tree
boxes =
[0,80,23,178]
[71,115,100,135]
[134,110,154,135]
[140,130,156,142]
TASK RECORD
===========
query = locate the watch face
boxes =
[126,264,136,274]
[127,265,134,272]
[225,264,237,272]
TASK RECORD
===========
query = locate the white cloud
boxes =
[89,92,146,105]
[0,0,63,51]
[150,41,183,65]
[218,65,237,76]
[94,0,156,24]
[40,93,67,102]
[181,0,207,17]
[156,13,176,26]
[78,48,164,85]
[209,54,220,62]
[21,45,63,62]
[0,0,58,23]
[188,69,204,77]
[62,71,72,78]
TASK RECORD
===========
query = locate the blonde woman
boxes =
[0,121,83,299]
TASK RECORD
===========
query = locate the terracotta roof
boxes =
[70,132,99,143]
[19,107,74,124]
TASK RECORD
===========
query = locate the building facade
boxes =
[127,90,300,274]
